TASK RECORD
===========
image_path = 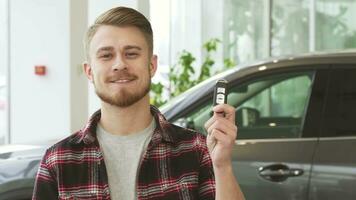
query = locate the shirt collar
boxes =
[72,105,176,145]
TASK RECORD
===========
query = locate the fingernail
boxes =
[215,112,225,117]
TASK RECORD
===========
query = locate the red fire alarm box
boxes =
[35,65,46,76]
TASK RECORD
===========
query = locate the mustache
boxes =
[106,71,138,82]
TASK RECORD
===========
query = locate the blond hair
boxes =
[84,7,153,60]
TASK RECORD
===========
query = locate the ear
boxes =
[149,54,158,77]
[83,61,94,83]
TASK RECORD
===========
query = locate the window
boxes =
[271,0,310,56]
[316,0,356,51]
[174,71,314,140]
[223,0,269,64]
[235,72,313,139]
[321,68,356,137]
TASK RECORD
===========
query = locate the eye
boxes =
[99,53,113,60]
[125,52,139,59]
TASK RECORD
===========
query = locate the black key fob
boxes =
[211,79,228,117]
[213,79,228,106]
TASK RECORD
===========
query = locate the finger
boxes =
[213,110,225,118]
[207,120,237,140]
[207,118,236,135]
[208,127,236,142]
[213,104,235,122]
[207,111,235,129]
[215,117,237,131]
[211,129,233,146]
[204,115,217,132]
[206,129,217,150]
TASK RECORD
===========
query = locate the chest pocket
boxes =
[160,175,199,200]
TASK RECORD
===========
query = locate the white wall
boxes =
[9,0,88,144]
[0,0,7,76]
[70,0,89,134]
[10,0,70,144]
[7,0,150,144]
[0,0,9,144]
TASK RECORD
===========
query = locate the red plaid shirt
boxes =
[32,106,215,200]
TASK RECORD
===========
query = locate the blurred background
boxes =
[0,0,356,145]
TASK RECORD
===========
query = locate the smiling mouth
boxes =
[112,80,132,83]
[110,79,136,84]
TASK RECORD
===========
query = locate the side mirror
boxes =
[236,107,260,127]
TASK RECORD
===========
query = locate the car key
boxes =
[212,79,228,117]
[213,79,228,106]
[208,79,228,146]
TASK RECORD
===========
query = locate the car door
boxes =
[172,68,326,200]
[308,66,356,200]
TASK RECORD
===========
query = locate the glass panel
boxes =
[149,0,170,84]
[236,73,313,139]
[174,71,314,140]
[316,0,356,50]
[322,68,356,137]
[223,0,269,64]
[271,0,310,56]
[242,76,312,118]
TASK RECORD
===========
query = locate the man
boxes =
[33,6,245,200]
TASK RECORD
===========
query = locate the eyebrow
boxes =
[95,45,142,55]
[123,45,142,51]
[96,46,114,55]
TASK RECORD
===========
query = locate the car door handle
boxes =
[258,163,304,182]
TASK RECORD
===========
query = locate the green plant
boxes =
[150,82,166,106]
[170,50,196,97]
[150,38,236,107]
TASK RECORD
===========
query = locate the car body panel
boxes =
[308,66,356,200]
[309,137,356,200]
[233,138,317,200]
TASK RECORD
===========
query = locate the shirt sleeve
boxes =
[197,135,216,200]
[32,149,58,200]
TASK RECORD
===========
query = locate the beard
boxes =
[93,69,151,108]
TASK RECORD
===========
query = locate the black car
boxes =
[1,51,356,200]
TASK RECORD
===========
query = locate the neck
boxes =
[99,94,153,136]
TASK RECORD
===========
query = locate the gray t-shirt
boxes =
[97,119,155,200]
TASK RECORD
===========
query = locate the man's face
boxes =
[84,25,157,107]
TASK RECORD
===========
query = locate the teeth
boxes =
[114,80,131,83]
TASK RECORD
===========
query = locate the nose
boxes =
[111,55,127,71]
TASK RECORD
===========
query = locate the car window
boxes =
[234,72,313,139]
[174,71,314,140]
[321,68,356,137]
